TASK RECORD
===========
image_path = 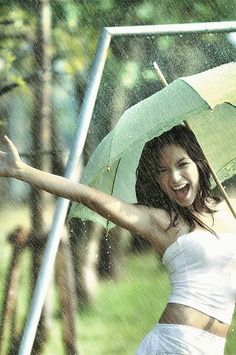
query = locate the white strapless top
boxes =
[162,230,236,324]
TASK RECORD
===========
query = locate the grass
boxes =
[41,252,169,354]
[77,253,169,355]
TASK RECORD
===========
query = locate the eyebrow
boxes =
[159,157,187,166]
[177,157,188,163]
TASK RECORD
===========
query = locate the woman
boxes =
[135,125,236,354]
[0,125,235,354]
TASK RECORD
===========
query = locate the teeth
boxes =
[172,184,187,190]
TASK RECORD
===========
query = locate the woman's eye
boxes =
[179,162,188,168]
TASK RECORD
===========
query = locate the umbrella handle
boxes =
[153,62,236,220]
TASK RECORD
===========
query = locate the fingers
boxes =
[1,135,20,160]
[3,135,16,150]
[3,135,12,145]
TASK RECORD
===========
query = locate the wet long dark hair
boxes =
[135,125,222,232]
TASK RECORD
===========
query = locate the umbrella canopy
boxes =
[69,62,236,229]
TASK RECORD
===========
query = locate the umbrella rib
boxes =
[105,158,122,231]
[216,157,236,175]
[110,158,122,196]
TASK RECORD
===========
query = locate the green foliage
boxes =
[0,0,235,92]
[0,6,34,84]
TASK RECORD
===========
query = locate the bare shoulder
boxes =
[218,197,236,213]
[208,197,236,212]
[229,197,236,209]
[213,198,236,230]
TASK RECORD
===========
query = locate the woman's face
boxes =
[155,144,200,208]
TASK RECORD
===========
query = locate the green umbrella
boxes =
[69,62,236,229]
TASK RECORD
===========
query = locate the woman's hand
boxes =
[0,135,24,177]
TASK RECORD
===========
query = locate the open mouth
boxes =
[172,184,190,200]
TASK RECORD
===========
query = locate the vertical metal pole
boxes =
[18,28,112,355]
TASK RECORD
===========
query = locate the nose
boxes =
[169,169,181,184]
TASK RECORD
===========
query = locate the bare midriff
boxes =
[158,303,229,338]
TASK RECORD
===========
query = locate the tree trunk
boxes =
[29,0,52,353]
[68,219,95,309]
[55,231,78,354]
[97,227,124,281]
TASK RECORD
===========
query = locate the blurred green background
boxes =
[0,1,235,354]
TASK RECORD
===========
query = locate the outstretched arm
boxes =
[0,136,164,241]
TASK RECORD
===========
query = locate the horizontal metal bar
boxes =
[106,21,236,36]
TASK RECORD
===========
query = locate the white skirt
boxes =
[136,323,226,355]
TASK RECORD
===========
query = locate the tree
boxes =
[28,0,53,352]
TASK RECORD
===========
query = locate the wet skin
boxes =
[155,144,230,337]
